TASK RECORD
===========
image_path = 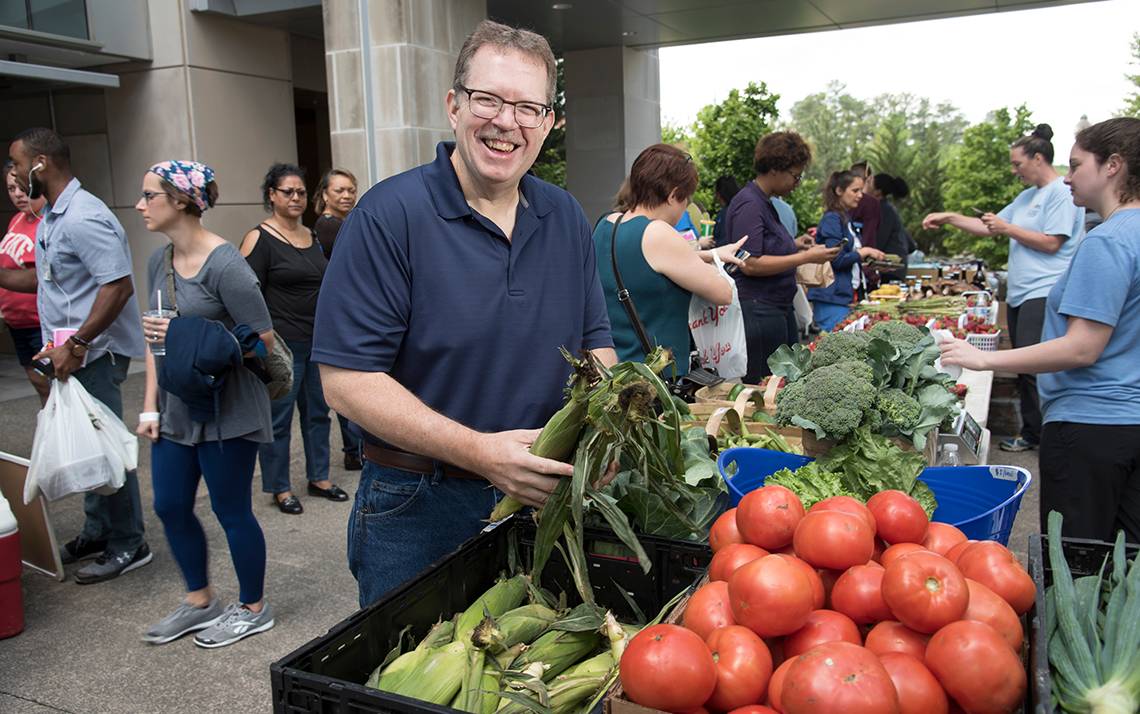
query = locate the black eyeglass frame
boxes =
[455,85,552,128]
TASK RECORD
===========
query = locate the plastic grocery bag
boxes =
[24,378,136,504]
[689,257,748,379]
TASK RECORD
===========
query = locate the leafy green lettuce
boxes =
[764,462,856,509]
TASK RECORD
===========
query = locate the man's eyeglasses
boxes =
[456,85,551,129]
[272,187,308,199]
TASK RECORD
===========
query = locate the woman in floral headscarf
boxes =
[135,161,278,649]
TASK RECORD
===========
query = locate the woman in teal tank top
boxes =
[593,144,746,375]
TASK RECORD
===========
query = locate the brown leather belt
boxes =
[362,443,484,481]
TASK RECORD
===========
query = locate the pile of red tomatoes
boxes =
[618,485,1035,714]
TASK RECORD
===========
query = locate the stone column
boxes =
[564,46,661,222]
[322,0,486,188]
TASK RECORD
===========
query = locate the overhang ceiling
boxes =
[487,0,1101,53]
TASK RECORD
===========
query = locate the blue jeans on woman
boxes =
[348,460,499,607]
[259,339,331,495]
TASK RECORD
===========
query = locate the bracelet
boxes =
[69,333,91,347]
[139,412,160,423]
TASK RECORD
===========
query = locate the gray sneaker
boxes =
[143,599,225,644]
[193,602,275,649]
[74,543,153,585]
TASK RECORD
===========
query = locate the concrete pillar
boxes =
[322,0,486,188]
[564,46,661,222]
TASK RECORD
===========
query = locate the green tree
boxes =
[1123,32,1140,118]
[688,81,781,212]
[938,106,1034,267]
[530,58,566,187]
[661,122,692,146]
[788,82,878,184]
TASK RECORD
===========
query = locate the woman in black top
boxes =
[870,173,916,281]
[310,168,363,470]
[312,168,358,259]
[240,163,348,514]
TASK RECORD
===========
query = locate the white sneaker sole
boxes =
[142,612,225,645]
[192,618,276,649]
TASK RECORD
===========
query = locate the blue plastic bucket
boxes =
[718,447,1032,545]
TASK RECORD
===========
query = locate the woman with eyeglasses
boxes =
[241,163,347,515]
[724,131,840,382]
[808,170,887,331]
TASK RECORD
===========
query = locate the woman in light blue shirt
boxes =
[941,118,1140,544]
[923,124,1084,453]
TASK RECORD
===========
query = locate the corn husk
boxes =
[383,640,467,704]
[369,619,455,691]
[510,629,600,681]
[455,575,528,644]
[485,604,559,651]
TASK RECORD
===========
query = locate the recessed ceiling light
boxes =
[552,3,572,9]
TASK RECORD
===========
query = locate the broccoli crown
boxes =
[868,320,925,348]
[810,330,871,370]
[877,388,922,431]
[776,361,877,439]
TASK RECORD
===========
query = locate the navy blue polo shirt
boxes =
[312,142,613,438]
[724,181,798,306]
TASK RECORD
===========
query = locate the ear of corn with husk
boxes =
[510,629,601,681]
[455,574,528,643]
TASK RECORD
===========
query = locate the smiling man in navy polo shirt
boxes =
[313,20,616,606]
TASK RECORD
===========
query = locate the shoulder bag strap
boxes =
[260,221,326,281]
[164,243,177,312]
[609,213,655,357]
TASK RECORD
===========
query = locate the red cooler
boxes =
[0,492,23,639]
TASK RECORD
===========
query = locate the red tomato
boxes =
[962,578,1024,652]
[867,490,929,545]
[924,621,1027,714]
[793,510,876,571]
[878,652,948,714]
[864,621,930,660]
[830,564,892,625]
[766,658,795,712]
[810,496,877,534]
[620,624,718,712]
[881,552,969,633]
[706,625,774,711]
[921,522,967,557]
[783,609,862,658]
[711,508,745,552]
[774,554,826,610]
[956,541,1036,615]
[710,543,770,582]
[944,539,976,565]
[782,642,900,714]
[880,543,932,568]
[736,485,806,549]
[728,707,779,714]
[728,555,816,637]
[682,580,736,640]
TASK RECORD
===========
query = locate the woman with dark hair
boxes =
[310,168,362,470]
[870,173,916,281]
[725,132,839,381]
[2,161,49,403]
[241,163,346,515]
[924,123,1085,453]
[942,117,1140,543]
[808,170,887,330]
[594,144,746,373]
[135,161,276,647]
[712,175,741,248]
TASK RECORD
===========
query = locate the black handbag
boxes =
[608,213,724,402]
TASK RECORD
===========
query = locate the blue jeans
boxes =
[152,438,266,604]
[812,302,852,332]
[337,414,361,456]
[348,461,499,608]
[259,340,331,494]
[73,353,146,554]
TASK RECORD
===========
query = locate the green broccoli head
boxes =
[877,388,922,431]
[810,330,871,370]
[868,320,925,348]
[775,360,877,440]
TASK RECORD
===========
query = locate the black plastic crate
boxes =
[271,516,712,714]
[1026,534,1140,714]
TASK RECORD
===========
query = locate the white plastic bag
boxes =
[24,378,136,504]
[689,258,748,379]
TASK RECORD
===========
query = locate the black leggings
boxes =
[1039,422,1140,544]
[742,301,797,383]
[1007,299,1046,443]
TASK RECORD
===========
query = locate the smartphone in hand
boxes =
[970,207,986,217]
[724,248,750,275]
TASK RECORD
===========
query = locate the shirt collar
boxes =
[48,178,82,216]
[423,142,552,221]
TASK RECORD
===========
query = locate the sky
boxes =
[659,0,1138,163]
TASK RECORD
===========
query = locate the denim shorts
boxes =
[347,460,499,608]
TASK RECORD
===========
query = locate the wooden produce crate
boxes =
[693,381,780,418]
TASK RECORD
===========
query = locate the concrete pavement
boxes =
[0,369,1042,713]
